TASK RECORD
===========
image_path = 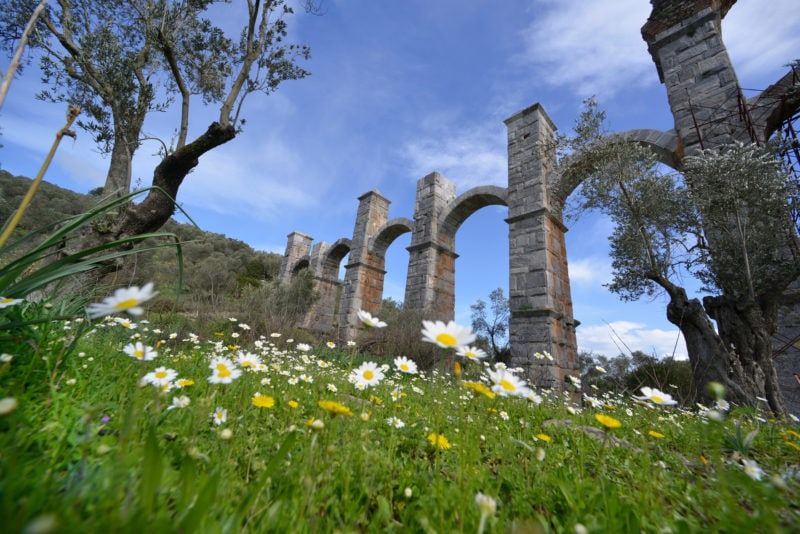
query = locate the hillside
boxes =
[0,170,284,306]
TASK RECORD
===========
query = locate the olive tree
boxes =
[1,0,313,240]
[563,100,800,414]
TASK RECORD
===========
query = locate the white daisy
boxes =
[456,345,487,360]
[350,361,385,388]
[357,310,388,328]
[86,283,157,318]
[421,320,476,349]
[122,341,157,361]
[487,368,531,398]
[394,356,418,374]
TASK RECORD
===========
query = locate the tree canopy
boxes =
[1,0,313,240]
[562,99,800,414]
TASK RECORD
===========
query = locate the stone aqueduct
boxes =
[278,0,800,389]
[278,106,679,387]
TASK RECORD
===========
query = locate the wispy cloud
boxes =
[178,139,320,220]
[401,119,507,191]
[568,256,612,286]
[518,0,654,97]
[577,320,687,360]
[724,0,800,86]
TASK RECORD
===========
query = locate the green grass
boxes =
[1,312,799,533]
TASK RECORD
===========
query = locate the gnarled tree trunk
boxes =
[655,275,754,407]
[704,295,787,415]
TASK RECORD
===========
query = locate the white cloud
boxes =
[577,320,687,360]
[177,135,320,219]
[723,0,800,85]
[519,0,654,97]
[401,121,507,191]
[568,256,612,286]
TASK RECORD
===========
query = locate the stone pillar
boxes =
[278,231,313,283]
[302,242,339,333]
[505,103,578,388]
[338,191,391,341]
[642,0,751,153]
[404,172,458,319]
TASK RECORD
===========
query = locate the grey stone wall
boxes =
[337,190,391,341]
[505,104,579,387]
[278,231,313,283]
[404,172,458,317]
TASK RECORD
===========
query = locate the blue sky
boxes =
[2,0,799,359]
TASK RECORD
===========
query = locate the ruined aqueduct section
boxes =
[279,0,800,399]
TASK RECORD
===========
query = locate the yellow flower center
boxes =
[113,298,139,310]
[499,379,516,392]
[465,351,476,359]
[400,363,409,371]
[133,350,144,359]
[363,370,374,380]
[435,333,457,347]
[1,298,13,304]
[155,370,167,379]
[216,364,231,378]
[651,395,664,403]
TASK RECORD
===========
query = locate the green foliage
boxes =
[562,100,701,301]
[0,171,284,315]
[359,299,441,368]
[684,142,800,298]
[231,267,318,339]
[1,311,798,532]
[470,288,510,360]
[580,350,695,404]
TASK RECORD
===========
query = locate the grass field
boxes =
[1,297,799,533]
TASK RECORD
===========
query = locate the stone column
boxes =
[278,231,313,283]
[302,241,340,333]
[642,0,751,153]
[404,172,458,319]
[505,103,578,388]
[338,191,391,341]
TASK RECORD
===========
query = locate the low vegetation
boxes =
[1,290,799,532]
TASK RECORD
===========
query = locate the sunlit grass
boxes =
[1,311,799,533]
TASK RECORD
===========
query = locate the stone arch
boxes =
[440,185,509,242]
[368,217,414,258]
[553,128,682,208]
[414,186,509,320]
[303,238,351,333]
[291,258,310,275]
[320,238,352,278]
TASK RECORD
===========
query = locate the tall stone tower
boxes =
[505,104,579,387]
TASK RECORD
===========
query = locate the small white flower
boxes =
[123,341,157,361]
[421,320,476,349]
[474,492,498,516]
[167,395,191,411]
[742,459,764,481]
[456,345,487,360]
[357,310,387,328]
[387,416,405,428]
[394,356,418,374]
[212,407,227,425]
[0,296,23,308]
[86,283,157,318]
[634,386,677,406]
[0,397,19,415]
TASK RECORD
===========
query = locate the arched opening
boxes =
[453,205,510,355]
